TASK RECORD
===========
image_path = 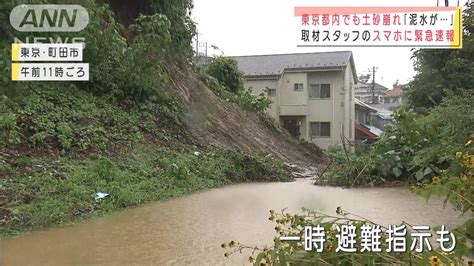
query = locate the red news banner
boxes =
[295,6,462,48]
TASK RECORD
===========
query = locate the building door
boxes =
[282,117,300,139]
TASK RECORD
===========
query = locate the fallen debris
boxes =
[95,192,109,202]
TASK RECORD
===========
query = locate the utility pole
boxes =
[369,67,379,104]
[195,31,199,57]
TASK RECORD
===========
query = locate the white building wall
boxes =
[307,70,339,149]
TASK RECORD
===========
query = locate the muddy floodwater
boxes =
[0,178,467,265]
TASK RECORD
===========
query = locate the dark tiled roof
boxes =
[355,82,389,91]
[232,51,354,77]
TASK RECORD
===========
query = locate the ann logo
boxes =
[20,8,77,28]
[10,5,89,32]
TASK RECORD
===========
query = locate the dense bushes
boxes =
[205,56,244,93]
[0,85,181,151]
[0,1,196,150]
[199,70,271,113]
[407,3,473,111]
[0,0,190,104]
[325,91,473,187]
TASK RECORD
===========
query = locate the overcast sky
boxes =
[192,0,468,88]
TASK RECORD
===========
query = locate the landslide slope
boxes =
[167,65,328,166]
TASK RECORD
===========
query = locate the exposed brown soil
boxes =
[166,65,329,166]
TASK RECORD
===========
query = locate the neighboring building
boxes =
[369,83,406,130]
[354,82,389,104]
[371,110,393,130]
[355,99,376,125]
[355,99,381,143]
[233,51,357,150]
[383,84,406,105]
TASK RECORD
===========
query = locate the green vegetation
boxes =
[0,86,179,151]
[325,91,473,187]
[205,56,244,94]
[200,58,272,113]
[323,3,473,188]
[0,145,291,236]
[407,2,474,112]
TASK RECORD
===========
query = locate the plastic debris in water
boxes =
[95,192,109,202]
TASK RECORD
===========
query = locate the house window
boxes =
[310,122,331,138]
[267,88,276,97]
[294,83,304,91]
[309,84,331,99]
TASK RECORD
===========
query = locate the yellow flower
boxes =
[429,256,440,266]
[229,240,238,247]
[456,151,463,159]
[466,139,473,146]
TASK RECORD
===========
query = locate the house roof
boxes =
[355,98,377,112]
[365,125,383,137]
[384,86,405,98]
[375,111,393,120]
[355,123,379,139]
[232,51,356,80]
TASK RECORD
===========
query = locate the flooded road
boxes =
[0,179,466,265]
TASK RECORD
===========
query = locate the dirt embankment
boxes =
[166,65,329,167]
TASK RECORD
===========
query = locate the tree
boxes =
[205,56,244,93]
[407,3,474,112]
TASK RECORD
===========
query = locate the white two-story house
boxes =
[233,51,357,150]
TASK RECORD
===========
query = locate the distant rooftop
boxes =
[232,51,355,78]
[384,86,405,98]
[355,82,389,91]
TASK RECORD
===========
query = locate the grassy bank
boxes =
[0,147,291,237]
[0,87,292,237]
